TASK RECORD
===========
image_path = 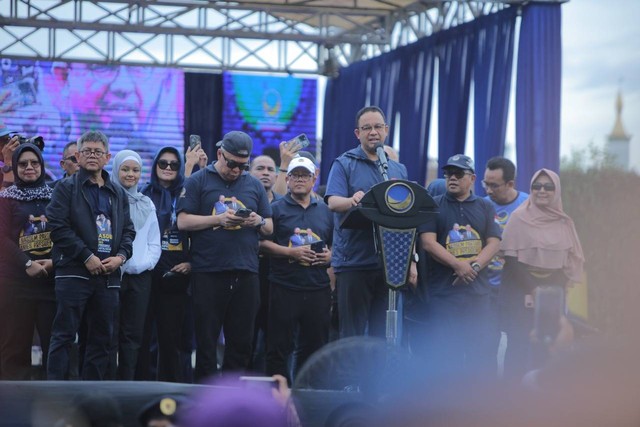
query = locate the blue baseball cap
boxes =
[443,154,475,172]
[0,121,13,138]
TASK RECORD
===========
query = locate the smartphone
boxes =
[285,133,310,152]
[310,240,325,253]
[239,376,278,390]
[189,134,201,150]
[162,271,178,279]
[533,286,564,346]
[234,207,252,218]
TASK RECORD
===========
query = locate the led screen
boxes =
[222,72,317,163]
[0,58,184,182]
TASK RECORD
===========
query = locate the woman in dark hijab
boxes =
[139,146,192,382]
[0,143,56,379]
[500,168,584,381]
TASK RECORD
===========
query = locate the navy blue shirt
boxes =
[177,163,272,273]
[419,192,501,296]
[324,146,408,272]
[268,193,334,290]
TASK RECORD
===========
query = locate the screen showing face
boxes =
[222,72,317,163]
[0,58,185,183]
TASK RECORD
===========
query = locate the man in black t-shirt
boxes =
[416,154,501,379]
[260,157,333,383]
[177,131,273,380]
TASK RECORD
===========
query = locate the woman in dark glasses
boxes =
[0,143,56,379]
[139,146,193,382]
[500,168,584,381]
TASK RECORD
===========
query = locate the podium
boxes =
[340,179,438,345]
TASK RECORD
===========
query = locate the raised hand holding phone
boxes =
[285,133,309,153]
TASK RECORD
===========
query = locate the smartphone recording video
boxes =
[189,134,202,150]
[285,133,310,153]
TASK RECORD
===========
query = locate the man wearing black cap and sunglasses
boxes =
[177,130,273,381]
[414,154,502,379]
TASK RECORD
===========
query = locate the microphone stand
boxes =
[374,145,401,345]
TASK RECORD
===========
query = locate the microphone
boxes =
[375,144,389,171]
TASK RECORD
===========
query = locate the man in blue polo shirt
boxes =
[261,156,333,383]
[325,106,408,338]
[416,154,501,379]
[177,131,273,380]
[482,156,528,360]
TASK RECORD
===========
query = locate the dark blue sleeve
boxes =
[176,174,201,215]
[324,159,349,202]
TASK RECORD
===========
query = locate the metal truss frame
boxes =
[0,0,543,75]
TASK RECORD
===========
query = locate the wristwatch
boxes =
[471,262,481,272]
[1,164,12,174]
[25,259,33,269]
[257,216,267,228]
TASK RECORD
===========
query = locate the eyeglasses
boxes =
[288,173,314,182]
[531,183,555,192]
[79,149,106,158]
[62,156,78,163]
[481,180,504,191]
[444,169,473,179]
[358,123,387,133]
[17,160,41,168]
[157,159,180,171]
[221,152,250,171]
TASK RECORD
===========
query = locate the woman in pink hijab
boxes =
[500,168,584,381]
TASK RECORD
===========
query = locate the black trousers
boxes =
[0,282,56,380]
[116,271,152,380]
[266,284,331,383]
[155,270,190,382]
[192,271,260,382]
[47,276,118,380]
[336,269,388,338]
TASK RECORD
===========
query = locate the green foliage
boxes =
[560,147,640,333]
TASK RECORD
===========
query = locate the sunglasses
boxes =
[18,160,41,168]
[157,159,180,171]
[62,155,78,163]
[444,169,473,179]
[531,183,556,191]
[221,152,250,171]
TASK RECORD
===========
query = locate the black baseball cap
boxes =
[216,131,253,157]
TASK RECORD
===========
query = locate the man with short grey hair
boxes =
[47,130,135,380]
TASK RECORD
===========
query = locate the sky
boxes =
[561,0,640,170]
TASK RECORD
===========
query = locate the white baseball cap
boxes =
[288,156,316,175]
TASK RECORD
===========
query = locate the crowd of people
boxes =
[0,104,585,392]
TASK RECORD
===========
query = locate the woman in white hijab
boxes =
[110,149,161,380]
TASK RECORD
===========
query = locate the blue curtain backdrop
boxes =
[397,42,436,184]
[473,9,517,193]
[436,26,475,172]
[320,6,551,186]
[515,3,562,190]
